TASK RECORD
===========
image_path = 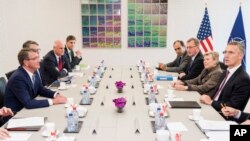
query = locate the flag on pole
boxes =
[228,6,246,70]
[197,7,214,54]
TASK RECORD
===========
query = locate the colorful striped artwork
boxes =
[128,0,167,48]
[81,0,121,48]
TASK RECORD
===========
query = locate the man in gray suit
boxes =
[158,40,191,72]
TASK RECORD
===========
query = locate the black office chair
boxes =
[5,69,16,80]
[219,61,227,70]
[0,77,7,107]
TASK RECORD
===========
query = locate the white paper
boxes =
[195,120,237,131]
[206,131,229,141]
[1,133,32,141]
[7,117,45,128]
[57,136,76,141]
[164,98,184,102]
[167,122,188,131]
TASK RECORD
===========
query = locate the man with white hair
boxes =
[43,40,71,85]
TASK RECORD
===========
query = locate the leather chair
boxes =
[5,69,16,80]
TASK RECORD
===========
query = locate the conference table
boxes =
[8,65,225,141]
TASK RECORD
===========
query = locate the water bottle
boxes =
[67,113,74,132]
[100,60,105,69]
[155,107,161,131]
[82,89,90,104]
[89,76,96,87]
[96,66,102,77]
[72,107,79,131]
[159,112,166,129]
[148,88,156,104]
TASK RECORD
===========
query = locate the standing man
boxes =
[179,38,204,80]
[64,35,82,71]
[200,41,250,112]
[43,40,71,85]
[158,40,191,72]
[4,48,67,113]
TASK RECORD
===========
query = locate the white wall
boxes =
[0,0,250,77]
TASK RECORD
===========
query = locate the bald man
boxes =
[42,40,71,85]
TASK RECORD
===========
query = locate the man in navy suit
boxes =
[4,48,67,113]
[200,41,250,112]
[64,35,82,71]
[179,38,204,80]
[43,40,71,85]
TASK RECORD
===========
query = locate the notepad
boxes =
[195,120,237,132]
[6,117,45,131]
[168,101,201,108]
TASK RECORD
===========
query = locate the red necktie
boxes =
[58,57,63,71]
[213,71,230,100]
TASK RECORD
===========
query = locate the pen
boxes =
[221,103,228,119]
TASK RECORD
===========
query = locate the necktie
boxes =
[178,56,182,65]
[58,57,63,71]
[213,71,230,100]
[188,59,193,73]
[68,51,72,62]
[32,74,36,88]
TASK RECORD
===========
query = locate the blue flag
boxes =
[228,6,246,70]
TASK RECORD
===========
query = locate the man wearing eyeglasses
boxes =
[64,35,82,72]
[4,48,67,114]
[158,40,191,72]
[178,37,204,80]
[22,40,45,85]
[200,41,250,113]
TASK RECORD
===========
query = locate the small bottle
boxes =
[159,112,166,129]
[67,113,75,132]
[148,87,156,104]
[72,107,79,132]
[82,89,90,104]
[89,76,96,87]
[155,107,161,131]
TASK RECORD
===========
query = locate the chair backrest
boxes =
[219,61,227,70]
[0,77,7,107]
[5,69,16,80]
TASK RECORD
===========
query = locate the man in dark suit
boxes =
[179,38,204,80]
[158,40,191,72]
[4,48,67,113]
[43,40,71,85]
[64,35,82,71]
[200,41,250,112]
[221,106,250,124]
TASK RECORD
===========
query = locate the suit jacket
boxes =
[237,112,250,123]
[43,50,70,85]
[211,66,250,111]
[4,66,55,113]
[166,51,191,73]
[184,64,222,95]
[64,47,82,71]
[179,51,204,80]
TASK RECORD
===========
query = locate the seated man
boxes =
[200,41,250,112]
[178,38,204,80]
[158,40,190,72]
[64,35,82,71]
[221,106,250,124]
[43,40,71,85]
[0,107,14,139]
[4,48,67,113]
[172,51,222,95]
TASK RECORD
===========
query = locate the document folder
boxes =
[156,75,173,81]
[168,101,201,108]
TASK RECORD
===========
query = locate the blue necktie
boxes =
[32,74,36,88]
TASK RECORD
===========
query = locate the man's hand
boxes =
[75,50,82,58]
[52,95,67,105]
[158,63,166,71]
[0,128,10,139]
[200,95,213,105]
[0,107,14,117]
[178,72,186,78]
[221,106,239,117]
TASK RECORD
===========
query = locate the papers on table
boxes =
[7,117,45,131]
[1,133,32,141]
[167,122,188,132]
[205,131,229,141]
[195,120,237,132]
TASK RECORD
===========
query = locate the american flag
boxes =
[197,7,214,54]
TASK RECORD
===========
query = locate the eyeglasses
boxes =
[187,45,197,49]
[222,51,235,55]
[26,56,40,61]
